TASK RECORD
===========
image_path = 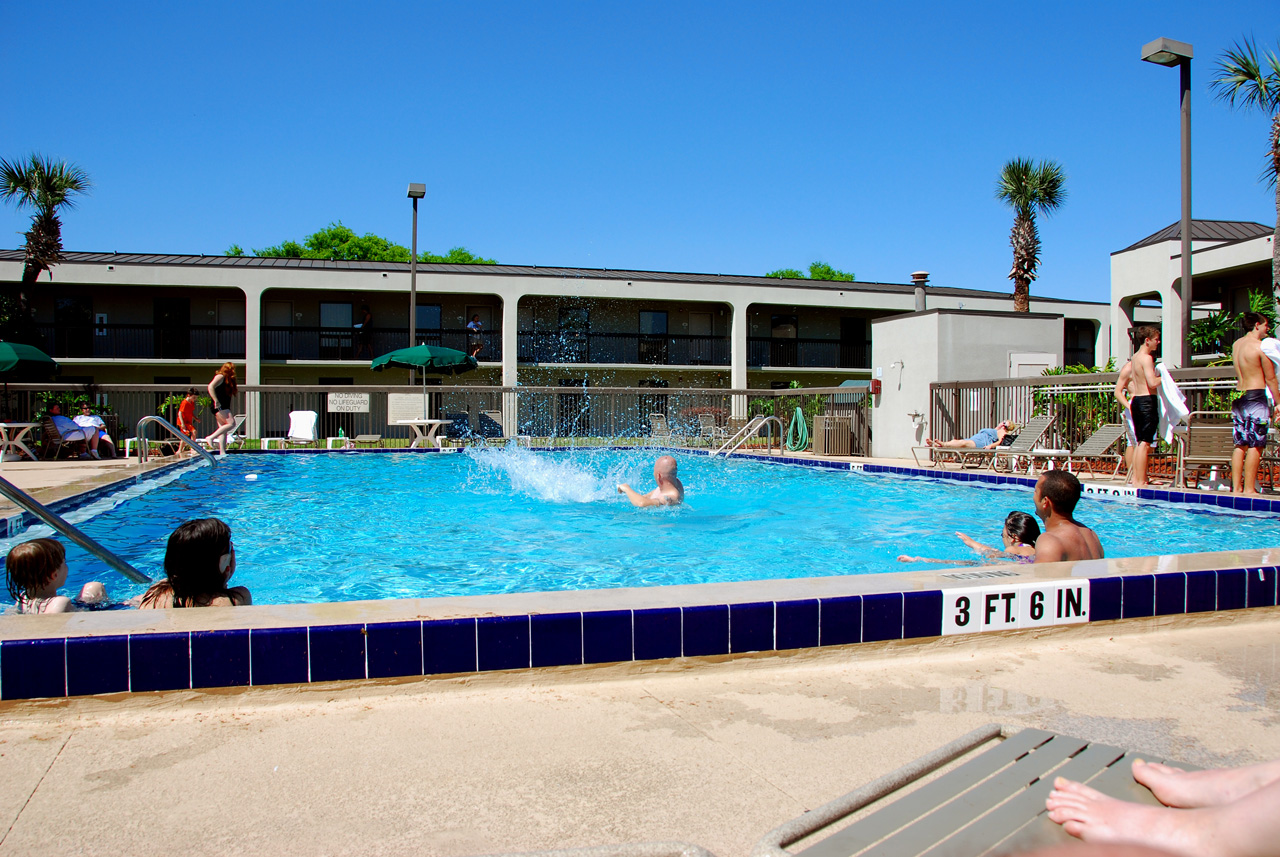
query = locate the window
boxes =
[416,304,442,330]
[638,311,667,334]
[771,315,798,338]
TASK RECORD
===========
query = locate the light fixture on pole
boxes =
[1141,36,1193,367]
[406,183,426,351]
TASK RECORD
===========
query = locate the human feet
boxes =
[1133,758,1280,809]
[1045,778,1211,857]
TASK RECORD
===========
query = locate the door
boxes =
[638,310,668,365]
[319,302,352,359]
[770,314,798,367]
[839,317,867,368]
[688,311,712,364]
[557,306,589,363]
[154,297,190,359]
[217,300,246,359]
[263,301,293,359]
[54,296,93,357]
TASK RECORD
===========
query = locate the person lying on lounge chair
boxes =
[926,421,1013,449]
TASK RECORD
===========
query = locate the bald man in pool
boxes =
[618,455,685,507]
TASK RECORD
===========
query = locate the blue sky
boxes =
[2,1,1276,304]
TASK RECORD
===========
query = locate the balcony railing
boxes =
[260,327,502,361]
[36,324,246,360]
[748,338,868,369]
[517,332,731,365]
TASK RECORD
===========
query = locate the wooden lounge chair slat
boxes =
[853,734,1086,857]
[795,728,1055,857]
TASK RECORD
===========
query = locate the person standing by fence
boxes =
[1116,327,1160,488]
[1231,312,1280,496]
[203,363,238,456]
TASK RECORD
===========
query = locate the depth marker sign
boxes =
[941,580,1089,635]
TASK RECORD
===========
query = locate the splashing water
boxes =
[466,445,652,504]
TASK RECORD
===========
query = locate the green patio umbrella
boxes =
[371,345,478,419]
[0,341,59,420]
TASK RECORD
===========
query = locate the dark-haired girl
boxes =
[139,518,251,609]
[898,511,1040,565]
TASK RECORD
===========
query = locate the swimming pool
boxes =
[13,448,1280,606]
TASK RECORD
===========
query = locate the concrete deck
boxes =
[0,610,1277,856]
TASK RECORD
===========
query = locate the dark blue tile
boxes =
[1217,568,1247,611]
[1185,571,1216,613]
[477,615,529,671]
[1247,567,1278,608]
[1122,575,1155,619]
[1090,577,1122,621]
[249,627,308,686]
[819,595,862,646]
[683,604,729,657]
[191,629,249,688]
[1,638,65,699]
[904,590,944,638]
[1154,573,1186,616]
[531,612,582,668]
[366,621,422,678]
[776,599,819,650]
[863,593,904,642]
[423,618,476,674]
[729,602,774,653]
[633,607,681,661]
[130,632,190,692]
[309,624,367,682]
[66,636,128,697]
[66,636,131,695]
[583,610,632,664]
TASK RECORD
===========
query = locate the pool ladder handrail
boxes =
[0,475,152,584]
[135,416,218,466]
[711,415,785,458]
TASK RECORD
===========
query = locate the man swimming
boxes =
[617,455,685,507]
[1231,311,1280,496]
[1032,470,1104,563]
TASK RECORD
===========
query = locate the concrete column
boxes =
[501,292,520,437]
[730,300,749,419]
[1164,280,1187,369]
[242,285,263,439]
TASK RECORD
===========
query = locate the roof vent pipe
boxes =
[911,271,929,312]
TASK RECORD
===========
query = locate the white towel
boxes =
[1261,338,1280,406]
[1155,363,1190,444]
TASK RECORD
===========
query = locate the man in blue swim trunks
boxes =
[927,421,1010,449]
[1231,312,1280,495]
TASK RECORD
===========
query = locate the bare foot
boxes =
[1045,778,1210,856]
[1133,758,1280,808]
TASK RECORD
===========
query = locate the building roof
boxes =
[1116,219,1272,253]
[0,249,1105,306]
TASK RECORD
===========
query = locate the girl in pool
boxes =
[898,510,1040,565]
[6,538,107,613]
[139,518,252,609]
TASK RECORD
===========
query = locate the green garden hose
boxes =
[786,406,809,451]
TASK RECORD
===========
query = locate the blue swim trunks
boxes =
[968,428,999,447]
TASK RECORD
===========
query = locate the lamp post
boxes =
[1141,37,1193,367]
[406,183,426,350]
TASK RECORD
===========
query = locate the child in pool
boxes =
[138,518,252,609]
[6,538,107,613]
[898,510,1040,565]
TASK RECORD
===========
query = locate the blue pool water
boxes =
[9,448,1280,606]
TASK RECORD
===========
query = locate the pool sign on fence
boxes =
[941,579,1089,635]
[327,392,370,413]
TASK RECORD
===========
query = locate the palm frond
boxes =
[1211,37,1280,114]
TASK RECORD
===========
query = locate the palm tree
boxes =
[996,158,1066,312]
[1211,37,1280,292]
[0,154,92,286]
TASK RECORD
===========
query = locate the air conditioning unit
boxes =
[812,415,852,456]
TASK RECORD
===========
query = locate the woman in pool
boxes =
[202,362,238,455]
[139,518,251,609]
[898,510,1040,565]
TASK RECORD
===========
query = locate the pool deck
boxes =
[0,609,1276,856]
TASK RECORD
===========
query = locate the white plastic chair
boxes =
[284,410,319,448]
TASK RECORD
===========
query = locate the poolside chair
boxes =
[1029,423,1127,480]
[196,413,248,452]
[39,417,89,460]
[753,723,1198,857]
[913,415,1056,472]
[697,413,729,448]
[1175,411,1234,489]
[648,412,676,445]
[283,410,319,448]
[478,410,505,439]
[352,434,383,448]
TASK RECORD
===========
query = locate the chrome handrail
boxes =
[0,476,151,584]
[711,415,784,458]
[135,416,218,466]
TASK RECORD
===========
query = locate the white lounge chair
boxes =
[196,413,248,452]
[284,410,319,448]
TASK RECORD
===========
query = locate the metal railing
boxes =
[36,323,245,360]
[261,326,502,361]
[517,332,731,366]
[712,416,785,458]
[135,416,219,465]
[747,338,868,369]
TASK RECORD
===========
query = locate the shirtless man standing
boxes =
[618,455,685,507]
[1231,312,1280,496]
[1032,470,1104,563]
[1117,326,1160,487]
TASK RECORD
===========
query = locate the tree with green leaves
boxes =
[995,158,1066,312]
[0,154,92,286]
[1211,36,1280,292]
[226,222,496,264]
[765,261,856,281]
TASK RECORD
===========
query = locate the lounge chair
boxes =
[283,410,319,448]
[753,723,1197,857]
[1175,411,1233,489]
[478,410,505,439]
[697,413,729,448]
[197,413,247,452]
[1029,423,1127,480]
[648,412,677,446]
[912,415,1056,472]
[40,417,89,460]
[352,434,383,448]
